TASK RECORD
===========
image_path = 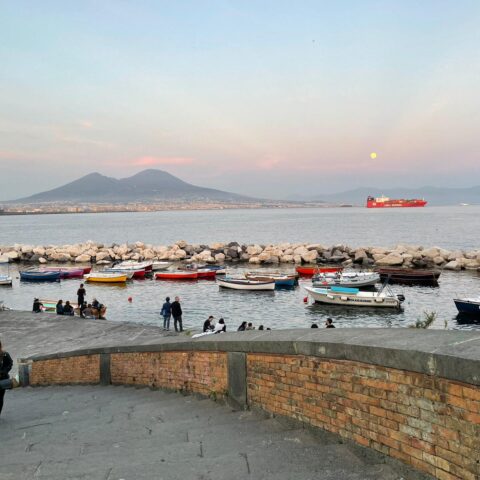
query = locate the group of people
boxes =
[160,296,183,332]
[311,318,335,328]
[202,316,227,333]
[237,321,268,331]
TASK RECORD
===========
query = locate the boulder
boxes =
[210,242,224,250]
[227,248,238,258]
[464,259,480,270]
[444,261,460,271]
[249,256,261,264]
[370,247,388,255]
[215,253,226,262]
[280,254,294,263]
[174,249,187,260]
[433,256,445,265]
[143,249,156,260]
[96,252,111,262]
[240,253,251,261]
[38,257,47,264]
[175,240,188,249]
[51,252,71,263]
[21,245,34,254]
[0,255,10,263]
[33,247,46,256]
[354,249,367,263]
[264,256,279,264]
[421,247,440,259]
[293,255,302,264]
[5,251,19,260]
[375,253,404,266]
[75,254,91,263]
[246,245,263,255]
[301,250,318,263]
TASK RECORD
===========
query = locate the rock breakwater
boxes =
[1,241,480,271]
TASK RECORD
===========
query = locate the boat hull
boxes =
[305,286,401,308]
[312,272,380,288]
[155,272,198,280]
[366,197,427,208]
[151,262,172,271]
[41,267,85,278]
[296,266,343,276]
[245,274,296,287]
[377,268,440,286]
[84,274,128,283]
[454,299,480,316]
[218,278,275,291]
[20,271,61,282]
[0,276,12,286]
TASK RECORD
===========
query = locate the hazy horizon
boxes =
[1,1,480,200]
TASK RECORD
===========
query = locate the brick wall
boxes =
[110,351,228,397]
[30,354,100,385]
[246,354,479,480]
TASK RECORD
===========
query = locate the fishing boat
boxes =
[217,278,275,291]
[195,265,227,275]
[312,271,380,288]
[245,272,297,287]
[377,268,440,286]
[81,266,92,274]
[84,273,128,283]
[116,260,153,272]
[155,271,198,280]
[107,265,146,278]
[151,261,172,271]
[0,275,12,286]
[41,267,85,279]
[296,266,343,276]
[196,269,217,279]
[453,297,480,316]
[102,268,135,280]
[304,285,404,309]
[20,270,61,282]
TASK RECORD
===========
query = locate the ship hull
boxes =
[367,200,427,208]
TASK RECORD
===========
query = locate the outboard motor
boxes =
[397,294,406,303]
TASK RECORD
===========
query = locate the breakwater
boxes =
[1,241,480,271]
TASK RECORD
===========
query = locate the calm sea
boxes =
[0,206,479,331]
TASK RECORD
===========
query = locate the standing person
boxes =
[77,284,86,316]
[0,341,14,416]
[171,296,183,332]
[160,297,172,331]
[325,318,335,328]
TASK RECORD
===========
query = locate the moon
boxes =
[370,152,377,159]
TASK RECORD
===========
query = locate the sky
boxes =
[1,1,480,200]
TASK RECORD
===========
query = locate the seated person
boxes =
[32,298,43,313]
[91,298,105,319]
[83,304,94,318]
[237,321,247,331]
[56,300,64,315]
[203,316,215,332]
[214,318,226,334]
[79,301,87,318]
[63,301,74,316]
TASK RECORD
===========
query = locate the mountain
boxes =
[13,170,255,203]
[292,186,480,206]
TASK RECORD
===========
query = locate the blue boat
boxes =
[454,297,480,316]
[20,270,61,282]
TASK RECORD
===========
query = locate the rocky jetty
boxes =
[1,241,479,271]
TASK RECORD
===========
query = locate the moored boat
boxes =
[102,268,135,280]
[116,261,153,272]
[195,265,227,275]
[217,277,275,291]
[107,265,146,278]
[312,271,380,288]
[296,266,343,276]
[377,268,440,286]
[155,271,198,280]
[41,267,85,278]
[453,297,480,316]
[84,273,128,283]
[196,269,217,279]
[20,270,61,282]
[304,285,404,309]
[245,272,297,287]
[0,275,12,286]
[151,261,172,271]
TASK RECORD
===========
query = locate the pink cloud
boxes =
[132,156,195,167]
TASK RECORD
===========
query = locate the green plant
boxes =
[409,310,437,329]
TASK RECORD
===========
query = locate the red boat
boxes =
[366,196,427,208]
[296,266,343,276]
[81,266,92,274]
[41,267,85,279]
[155,271,198,280]
[196,269,217,279]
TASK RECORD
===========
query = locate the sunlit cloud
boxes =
[132,156,195,167]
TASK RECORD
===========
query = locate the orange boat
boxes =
[155,271,198,280]
[296,266,343,276]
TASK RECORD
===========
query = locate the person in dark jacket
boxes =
[160,297,172,330]
[0,341,14,416]
[77,284,86,314]
[56,300,64,315]
[237,321,247,331]
[325,318,335,328]
[171,296,183,332]
[203,316,215,332]
[32,298,43,313]
[63,301,74,316]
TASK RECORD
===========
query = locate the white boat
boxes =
[0,275,12,286]
[151,261,172,271]
[218,277,275,291]
[102,268,135,280]
[312,271,380,288]
[116,260,153,271]
[304,285,404,308]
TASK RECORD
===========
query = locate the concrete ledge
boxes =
[20,329,480,386]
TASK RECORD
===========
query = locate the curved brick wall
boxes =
[22,329,480,480]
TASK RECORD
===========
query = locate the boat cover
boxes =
[330,286,360,294]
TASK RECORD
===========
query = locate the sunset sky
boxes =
[1,1,479,200]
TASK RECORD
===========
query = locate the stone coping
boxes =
[21,328,480,387]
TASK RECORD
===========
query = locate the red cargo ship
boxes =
[366,196,427,208]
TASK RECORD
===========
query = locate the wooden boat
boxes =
[376,268,440,286]
[296,266,343,276]
[84,273,128,283]
[81,266,92,274]
[245,272,296,287]
[20,270,61,282]
[116,261,153,272]
[0,275,12,286]
[41,267,85,278]
[195,265,227,275]
[453,297,480,316]
[39,299,107,318]
[312,271,380,288]
[304,285,404,309]
[107,265,146,278]
[196,269,217,279]
[155,271,198,280]
[217,278,275,291]
[151,261,172,271]
[102,268,135,280]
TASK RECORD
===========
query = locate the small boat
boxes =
[377,268,440,286]
[0,275,12,286]
[245,272,297,287]
[195,265,227,275]
[304,285,404,309]
[84,273,128,283]
[102,268,135,280]
[312,271,380,288]
[116,261,153,272]
[20,270,61,282]
[81,266,92,274]
[453,297,480,316]
[155,271,198,280]
[151,261,172,271]
[296,266,343,276]
[196,269,217,279]
[107,265,146,278]
[218,278,275,291]
[41,267,85,279]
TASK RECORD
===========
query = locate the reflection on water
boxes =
[1,264,479,331]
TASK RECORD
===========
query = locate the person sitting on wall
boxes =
[91,298,106,319]
[203,316,215,332]
[325,318,335,328]
[311,323,319,328]
[214,318,226,334]
[63,301,74,316]
[56,300,64,315]
[83,304,94,318]
[246,322,254,330]
[237,321,247,331]
[32,298,43,313]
